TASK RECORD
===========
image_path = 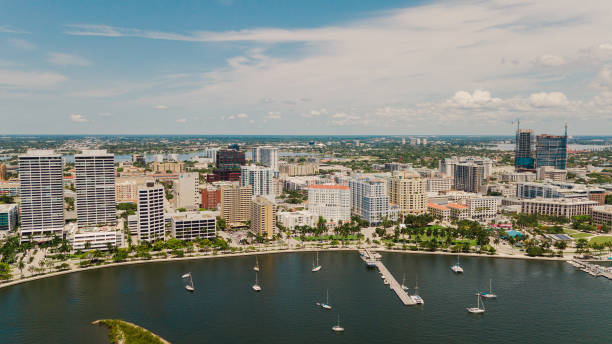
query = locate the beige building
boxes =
[0,163,6,181]
[521,198,598,217]
[115,180,138,203]
[428,203,450,221]
[152,161,185,174]
[251,196,276,239]
[592,205,612,226]
[537,166,567,182]
[220,183,253,225]
[279,163,319,176]
[389,172,427,215]
[425,177,453,192]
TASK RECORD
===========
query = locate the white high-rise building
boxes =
[75,150,117,228]
[240,165,274,196]
[349,177,393,225]
[137,182,165,242]
[173,172,200,209]
[307,184,350,224]
[18,150,65,242]
[252,146,279,172]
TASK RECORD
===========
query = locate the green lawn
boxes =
[563,228,580,235]
[589,236,612,245]
[570,232,592,239]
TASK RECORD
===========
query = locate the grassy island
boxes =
[92,319,170,344]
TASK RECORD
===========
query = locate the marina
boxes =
[568,259,612,280]
[361,250,417,306]
[1,251,610,344]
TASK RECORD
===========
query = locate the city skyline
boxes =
[1,0,612,135]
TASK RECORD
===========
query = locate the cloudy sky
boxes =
[1,0,612,135]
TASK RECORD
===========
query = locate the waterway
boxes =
[0,252,609,343]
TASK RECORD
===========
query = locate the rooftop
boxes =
[309,184,349,190]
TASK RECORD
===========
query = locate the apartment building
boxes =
[389,172,427,215]
[75,150,117,228]
[251,196,276,239]
[170,211,216,241]
[137,182,165,242]
[219,183,253,225]
[307,184,350,224]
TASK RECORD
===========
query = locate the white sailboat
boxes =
[451,255,464,273]
[479,279,497,299]
[317,289,332,310]
[467,293,485,314]
[253,256,260,272]
[312,251,321,272]
[331,314,344,332]
[401,274,409,291]
[252,272,262,292]
[183,272,194,292]
[410,277,424,305]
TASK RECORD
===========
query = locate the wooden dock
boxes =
[361,250,416,305]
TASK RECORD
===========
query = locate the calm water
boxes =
[0,252,610,344]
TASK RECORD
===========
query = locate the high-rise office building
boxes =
[389,172,427,215]
[453,163,485,194]
[536,128,568,170]
[18,150,65,241]
[515,128,535,171]
[251,196,276,239]
[207,149,246,182]
[240,165,274,196]
[75,150,117,228]
[173,172,200,209]
[137,182,165,242]
[219,183,252,224]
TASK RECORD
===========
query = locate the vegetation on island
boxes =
[93,319,169,344]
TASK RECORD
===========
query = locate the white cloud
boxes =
[533,54,566,67]
[47,52,91,66]
[0,69,67,88]
[8,38,36,50]
[265,111,281,120]
[445,89,501,108]
[98,112,112,117]
[176,118,187,123]
[0,25,28,34]
[60,1,612,133]
[70,113,87,122]
[236,113,248,119]
[154,104,169,110]
[528,92,569,107]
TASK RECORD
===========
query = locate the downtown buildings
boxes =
[207,149,246,182]
[348,177,398,225]
[251,196,276,239]
[240,165,274,196]
[18,150,65,242]
[137,182,165,242]
[515,125,568,171]
[251,146,279,173]
[453,163,485,194]
[389,171,427,215]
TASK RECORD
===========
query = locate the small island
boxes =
[92,319,170,344]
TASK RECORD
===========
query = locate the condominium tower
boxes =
[75,150,117,228]
[18,150,65,241]
[219,183,253,224]
[137,182,165,242]
[240,165,274,196]
[307,184,350,224]
[389,172,427,215]
[251,196,276,239]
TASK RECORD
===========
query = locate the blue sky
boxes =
[1,0,612,135]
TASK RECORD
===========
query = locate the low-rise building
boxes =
[537,166,567,182]
[152,161,185,174]
[0,204,18,231]
[170,211,216,241]
[115,180,138,204]
[592,205,612,226]
[277,210,316,230]
[66,223,124,251]
[0,181,19,197]
[127,215,138,236]
[466,197,498,221]
[447,203,469,221]
[428,203,450,221]
[501,172,536,183]
[279,163,319,176]
[521,198,598,217]
[426,177,453,192]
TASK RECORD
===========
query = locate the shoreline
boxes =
[0,246,570,290]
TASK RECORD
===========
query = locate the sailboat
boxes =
[467,293,485,314]
[317,289,332,310]
[253,256,260,272]
[409,277,424,305]
[331,314,344,332]
[312,251,321,272]
[252,272,262,292]
[401,274,409,291]
[451,255,464,273]
[182,272,194,292]
[479,279,497,299]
